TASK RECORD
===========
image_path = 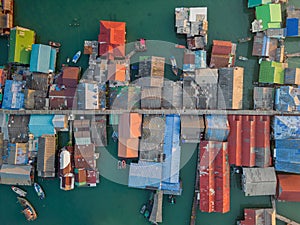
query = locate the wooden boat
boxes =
[72,51,81,63]
[170,56,178,76]
[17,197,38,221]
[175,44,185,49]
[11,186,27,197]
[34,182,45,199]
[48,41,61,48]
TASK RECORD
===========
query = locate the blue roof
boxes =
[205,115,229,141]
[29,115,55,138]
[195,50,207,69]
[2,80,24,110]
[273,116,300,139]
[275,86,300,112]
[163,115,180,184]
[286,18,299,37]
[30,44,56,73]
[275,139,300,173]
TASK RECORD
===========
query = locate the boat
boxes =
[34,182,45,199]
[140,204,146,214]
[175,44,185,49]
[48,41,61,48]
[72,51,81,63]
[11,186,27,197]
[170,56,178,76]
[121,160,126,169]
[238,56,248,61]
[238,37,252,43]
[17,197,38,221]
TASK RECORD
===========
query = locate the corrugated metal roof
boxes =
[239,208,276,225]
[284,68,300,85]
[277,174,300,202]
[29,115,55,138]
[74,144,96,170]
[199,141,230,213]
[273,116,300,139]
[228,115,271,167]
[0,164,33,185]
[217,67,244,109]
[181,115,205,143]
[141,86,162,109]
[205,115,229,141]
[275,86,300,112]
[62,67,80,88]
[118,138,139,158]
[91,116,107,147]
[8,115,30,143]
[128,161,162,189]
[253,87,274,110]
[162,81,183,109]
[162,115,180,184]
[275,139,300,174]
[29,44,53,73]
[242,167,277,196]
[2,80,25,110]
[37,135,56,178]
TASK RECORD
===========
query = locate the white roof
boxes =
[189,7,207,22]
[60,149,71,170]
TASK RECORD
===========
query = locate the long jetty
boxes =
[4,109,300,115]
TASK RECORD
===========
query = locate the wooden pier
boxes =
[276,214,300,225]
[190,147,200,225]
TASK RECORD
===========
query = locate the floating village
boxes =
[1,0,300,224]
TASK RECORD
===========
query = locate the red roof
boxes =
[86,170,97,184]
[98,20,126,58]
[210,40,234,68]
[277,174,300,202]
[228,115,271,167]
[199,141,230,213]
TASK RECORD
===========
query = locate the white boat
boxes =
[170,56,178,76]
[11,186,27,197]
[72,51,81,63]
[238,56,248,61]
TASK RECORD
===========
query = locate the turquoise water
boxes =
[0,0,300,225]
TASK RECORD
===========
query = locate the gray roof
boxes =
[181,115,204,143]
[162,81,183,109]
[37,135,56,177]
[242,167,277,196]
[91,116,107,147]
[0,164,33,186]
[8,115,30,143]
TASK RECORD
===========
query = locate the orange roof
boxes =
[119,113,142,139]
[99,20,126,57]
[213,40,232,47]
[107,62,126,81]
[118,138,139,158]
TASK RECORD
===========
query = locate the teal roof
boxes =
[29,115,55,138]
[30,44,56,73]
[248,0,272,8]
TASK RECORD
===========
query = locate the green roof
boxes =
[256,4,282,30]
[259,61,285,84]
[8,26,35,64]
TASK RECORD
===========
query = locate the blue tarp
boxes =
[273,116,300,139]
[2,80,24,110]
[29,115,55,138]
[286,18,299,37]
[275,86,300,112]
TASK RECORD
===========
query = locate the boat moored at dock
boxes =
[72,51,81,63]
[170,56,178,76]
